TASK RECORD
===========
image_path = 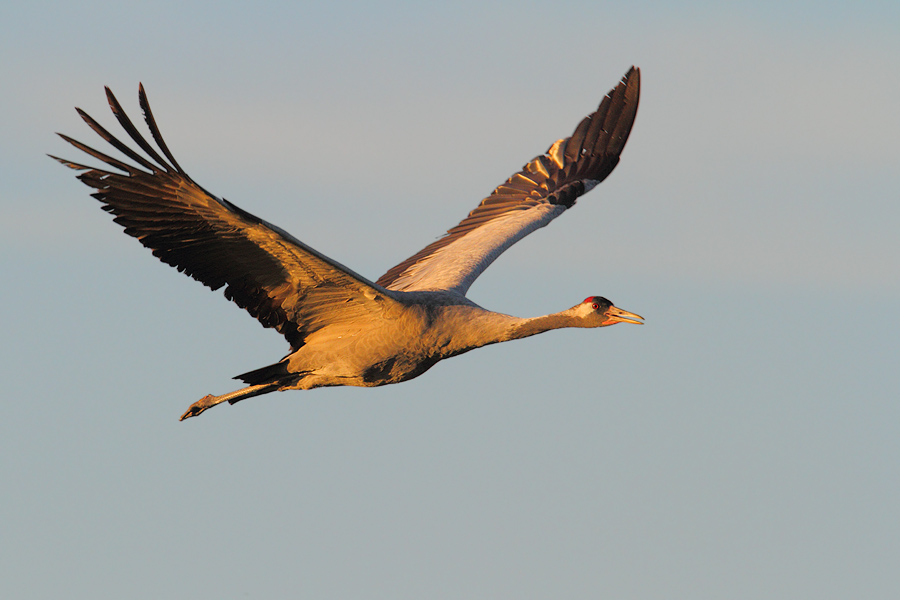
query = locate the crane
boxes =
[52,67,643,421]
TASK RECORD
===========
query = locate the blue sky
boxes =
[2,1,899,598]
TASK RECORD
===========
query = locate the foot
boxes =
[179,394,219,421]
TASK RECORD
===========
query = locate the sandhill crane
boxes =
[52,67,643,421]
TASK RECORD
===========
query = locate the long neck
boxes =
[507,308,584,341]
[434,305,582,357]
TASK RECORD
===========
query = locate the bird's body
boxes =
[53,67,643,420]
[259,291,490,391]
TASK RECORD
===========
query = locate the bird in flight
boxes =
[52,67,643,421]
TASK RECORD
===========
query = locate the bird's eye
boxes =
[592,302,599,310]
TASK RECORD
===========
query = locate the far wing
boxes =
[52,85,401,351]
[376,67,640,295]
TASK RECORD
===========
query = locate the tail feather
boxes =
[235,360,291,385]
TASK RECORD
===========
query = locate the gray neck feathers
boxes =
[434,305,582,358]
[507,310,582,341]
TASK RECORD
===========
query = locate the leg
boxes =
[179,383,279,421]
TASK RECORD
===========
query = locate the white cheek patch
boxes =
[575,301,596,318]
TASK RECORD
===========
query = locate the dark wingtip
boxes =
[625,66,640,103]
[103,86,120,118]
[100,83,177,173]
[137,81,185,174]
[47,153,86,170]
[602,65,641,158]
[75,107,92,122]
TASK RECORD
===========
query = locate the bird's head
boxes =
[576,296,644,327]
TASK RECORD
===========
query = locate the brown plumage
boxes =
[52,67,643,420]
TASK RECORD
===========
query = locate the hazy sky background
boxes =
[2,1,898,598]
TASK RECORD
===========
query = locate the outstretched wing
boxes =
[376,67,640,295]
[52,85,401,351]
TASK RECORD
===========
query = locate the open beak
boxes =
[604,306,644,325]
